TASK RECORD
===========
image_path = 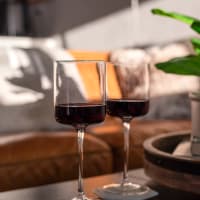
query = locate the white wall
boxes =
[138,0,200,47]
[30,0,200,50]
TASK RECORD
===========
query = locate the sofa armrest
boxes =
[0,131,113,191]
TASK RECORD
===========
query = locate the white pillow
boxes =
[110,44,199,98]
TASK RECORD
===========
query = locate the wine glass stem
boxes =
[122,121,130,185]
[77,127,85,197]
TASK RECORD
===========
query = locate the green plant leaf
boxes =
[151,8,200,25]
[191,21,200,34]
[191,38,200,55]
[156,55,200,76]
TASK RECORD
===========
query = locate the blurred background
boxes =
[0,0,199,50]
[0,0,199,133]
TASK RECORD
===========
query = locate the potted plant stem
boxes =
[152,8,200,156]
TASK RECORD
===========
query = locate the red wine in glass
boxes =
[103,98,150,196]
[55,103,106,127]
[106,99,149,120]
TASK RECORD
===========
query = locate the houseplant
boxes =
[152,8,200,156]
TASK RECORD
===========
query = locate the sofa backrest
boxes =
[0,36,196,133]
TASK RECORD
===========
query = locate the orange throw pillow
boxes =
[68,50,122,100]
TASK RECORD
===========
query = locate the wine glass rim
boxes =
[55,59,106,63]
[111,61,150,67]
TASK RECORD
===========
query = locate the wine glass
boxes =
[54,60,106,200]
[103,61,150,197]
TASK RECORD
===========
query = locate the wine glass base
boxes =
[94,181,153,200]
[72,194,92,200]
[102,182,149,195]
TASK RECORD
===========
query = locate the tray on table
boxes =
[143,131,200,194]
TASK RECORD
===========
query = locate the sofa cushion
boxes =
[0,131,113,191]
[109,42,197,119]
[0,46,60,133]
[110,43,199,98]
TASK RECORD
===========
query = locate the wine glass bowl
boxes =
[107,61,150,122]
[104,61,150,196]
[54,60,106,200]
